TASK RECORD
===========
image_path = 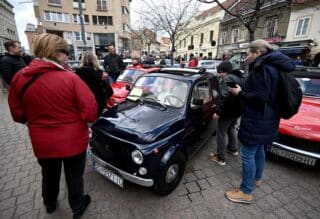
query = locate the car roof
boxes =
[292,66,320,78]
[142,67,215,83]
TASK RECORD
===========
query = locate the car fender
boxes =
[160,144,183,168]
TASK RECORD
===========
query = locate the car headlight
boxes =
[131,150,143,165]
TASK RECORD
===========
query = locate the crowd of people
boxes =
[0,33,296,216]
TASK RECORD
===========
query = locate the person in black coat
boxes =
[0,40,26,86]
[76,51,113,114]
[209,61,243,166]
[225,39,295,204]
[103,45,125,84]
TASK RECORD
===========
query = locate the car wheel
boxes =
[153,152,186,195]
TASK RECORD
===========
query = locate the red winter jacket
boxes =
[8,58,98,158]
[188,58,198,67]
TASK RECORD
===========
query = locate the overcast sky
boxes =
[9,0,213,51]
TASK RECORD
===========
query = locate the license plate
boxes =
[267,145,316,166]
[93,162,124,188]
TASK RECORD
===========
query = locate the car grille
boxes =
[90,130,138,173]
[276,133,320,154]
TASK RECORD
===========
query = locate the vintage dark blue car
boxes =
[88,68,219,195]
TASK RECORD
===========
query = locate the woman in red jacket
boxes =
[8,33,97,218]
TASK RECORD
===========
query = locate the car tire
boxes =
[153,152,186,195]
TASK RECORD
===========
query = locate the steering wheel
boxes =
[164,95,183,106]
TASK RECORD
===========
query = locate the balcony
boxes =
[73,2,85,9]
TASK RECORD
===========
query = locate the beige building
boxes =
[176,0,235,60]
[0,0,19,54]
[33,0,132,59]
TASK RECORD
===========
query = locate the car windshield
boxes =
[117,69,145,83]
[127,76,189,108]
[296,77,320,98]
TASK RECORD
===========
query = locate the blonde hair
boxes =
[248,39,273,54]
[33,33,68,60]
[80,51,100,70]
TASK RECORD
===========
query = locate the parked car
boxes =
[197,60,221,70]
[158,59,180,67]
[266,66,320,166]
[88,68,220,195]
[107,66,160,107]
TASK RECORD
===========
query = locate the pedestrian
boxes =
[8,33,97,218]
[209,61,243,166]
[222,50,240,70]
[103,44,125,84]
[76,51,113,114]
[225,39,295,204]
[188,53,198,67]
[0,40,26,87]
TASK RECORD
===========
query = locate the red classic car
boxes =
[107,66,160,107]
[266,66,320,166]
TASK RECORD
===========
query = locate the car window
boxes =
[117,69,145,83]
[296,77,320,97]
[191,80,212,107]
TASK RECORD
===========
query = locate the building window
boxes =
[200,33,204,45]
[184,39,186,47]
[73,14,89,24]
[122,23,130,32]
[74,32,91,41]
[296,17,310,37]
[43,11,70,23]
[209,30,214,42]
[122,6,129,15]
[266,16,278,38]
[75,32,81,41]
[73,0,84,2]
[97,0,107,11]
[48,0,61,5]
[191,36,194,45]
[220,31,226,45]
[92,15,113,25]
[232,28,239,43]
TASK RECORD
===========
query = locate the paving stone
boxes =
[194,170,206,179]
[19,174,36,186]
[17,191,34,205]
[0,189,12,200]
[192,204,212,219]
[188,192,203,204]
[0,197,16,211]
[197,178,211,190]
[184,172,197,182]
[13,184,29,196]
[3,179,20,191]
[256,194,282,212]
[185,181,200,193]
[0,207,15,218]
[14,201,34,217]
[274,208,295,219]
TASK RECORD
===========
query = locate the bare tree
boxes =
[198,0,293,42]
[137,0,200,63]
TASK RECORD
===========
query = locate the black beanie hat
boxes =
[217,61,233,73]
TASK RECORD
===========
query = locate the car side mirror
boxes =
[125,84,131,91]
[192,99,204,106]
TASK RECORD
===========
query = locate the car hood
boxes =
[279,97,320,141]
[94,102,184,144]
[111,81,130,98]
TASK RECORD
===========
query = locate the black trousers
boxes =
[37,152,87,213]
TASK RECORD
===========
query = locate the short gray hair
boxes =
[248,39,273,54]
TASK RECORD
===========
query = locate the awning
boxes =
[278,47,307,55]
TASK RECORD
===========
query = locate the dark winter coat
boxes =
[8,58,97,158]
[103,53,125,80]
[75,67,113,114]
[214,70,243,118]
[0,53,26,85]
[238,51,295,146]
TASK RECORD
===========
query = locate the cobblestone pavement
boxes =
[1,89,320,219]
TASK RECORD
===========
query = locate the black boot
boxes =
[45,203,56,214]
[73,194,91,219]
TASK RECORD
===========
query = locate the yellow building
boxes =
[176,0,235,60]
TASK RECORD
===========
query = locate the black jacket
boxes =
[238,51,295,146]
[75,67,113,114]
[0,53,26,85]
[214,70,243,118]
[103,53,125,80]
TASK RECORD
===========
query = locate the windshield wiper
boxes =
[141,97,167,109]
[304,93,320,97]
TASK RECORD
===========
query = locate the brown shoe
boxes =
[225,188,252,204]
[209,152,226,166]
[255,180,261,187]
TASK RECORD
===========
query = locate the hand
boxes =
[212,113,220,120]
[228,84,241,96]
[102,72,108,80]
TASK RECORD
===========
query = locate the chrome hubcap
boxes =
[165,164,179,183]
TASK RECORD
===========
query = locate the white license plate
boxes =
[93,162,124,188]
[267,145,316,166]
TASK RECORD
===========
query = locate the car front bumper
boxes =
[88,149,154,187]
[266,142,320,166]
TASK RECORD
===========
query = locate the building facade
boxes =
[33,0,132,59]
[218,0,291,67]
[0,0,19,54]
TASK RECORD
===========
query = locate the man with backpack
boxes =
[209,61,243,166]
[225,39,295,204]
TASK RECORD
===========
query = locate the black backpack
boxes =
[277,71,302,119]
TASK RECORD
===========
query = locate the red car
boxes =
[107,65,160,107]
[266,66,320,166]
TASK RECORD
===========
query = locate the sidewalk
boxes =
[1,89,320,219]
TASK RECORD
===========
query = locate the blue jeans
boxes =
[239,143,265,194]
